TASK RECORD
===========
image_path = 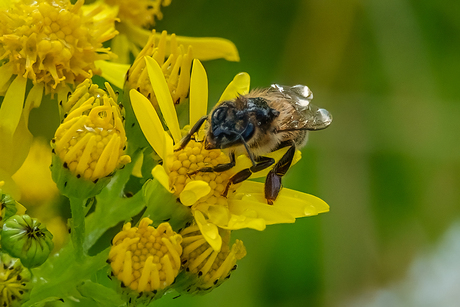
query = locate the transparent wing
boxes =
[270,84,332,131]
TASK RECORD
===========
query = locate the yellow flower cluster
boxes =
[109,218,183,293]
[127,30,193,107]
[0,0,118,94]
[180,225,246,292]
[168,139,233,206]
[104,0,171,27]
[53,79,130,181]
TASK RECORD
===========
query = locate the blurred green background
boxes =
[153,0,460,306]
[27,0,460,306]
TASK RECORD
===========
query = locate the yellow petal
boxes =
[218,72,250,103]
[0,75,27,135]
[145,56,181,143]
[110,34,131,64]
[193,210,222,251]
[131,151,144,178]
[25,83,44,110]
[228,197,295,226]
[0,62,13,92]
[189,59,208,126]
[117,25,240,62]
[162,130,174,176]
[129,89,165,159]
[94,60,130,89]
[207,204,230,226]
[180,180,211,206]
[173,35,240,62]
[151,165,170,191]
[225,213,266,231]
[236,181,330,218]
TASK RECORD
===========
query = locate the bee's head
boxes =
[205,98,279,150]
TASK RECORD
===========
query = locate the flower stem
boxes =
[69,196,87,262]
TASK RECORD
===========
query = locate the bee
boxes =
[177,84,332,204]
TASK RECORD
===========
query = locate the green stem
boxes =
[69,196,87,262]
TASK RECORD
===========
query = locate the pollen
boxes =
[127,30,193,106]
[104,0,171,27]
[109,218,183,293]
[0,0,118,95]
[53,79,130,181]
[180,225,246,291]
[167,139,231,206]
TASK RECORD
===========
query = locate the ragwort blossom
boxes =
[0,0,118,96]
[52,79,130,180]
[178,225,246,294]
[130,56,330,251]
[108,217,182,295]
[0,0,118,195]
[98,0,239,66]
[126,30,192,107]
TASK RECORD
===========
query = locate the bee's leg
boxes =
[188,152,236,176]
[221,156,275,197]
[175,115,208,151]
[265,144,296,205]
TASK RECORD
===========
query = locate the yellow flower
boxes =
[108,217,182,294]
[130,57,329,251]
[0,0,118,96]
[52,79,130,182]
[126,30,193,107]
[0,0,119,194]
[97,0,238,74]
[179,224,246,294]
[103,0,171,28]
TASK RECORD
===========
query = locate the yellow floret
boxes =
[109,218,183,293]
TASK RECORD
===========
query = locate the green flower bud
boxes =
[0,252,32,307]
[0,188,26,230]
[1,215,54,268]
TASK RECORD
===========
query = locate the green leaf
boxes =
[24,244,110,307]
[77,281,125,307]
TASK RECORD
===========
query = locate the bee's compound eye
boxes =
[241,122,254,141]
[212,106,227,122]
